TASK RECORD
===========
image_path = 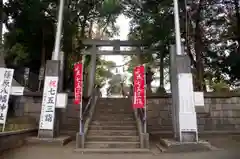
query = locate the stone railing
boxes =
[0,128,37,153]
[147,92,240,135]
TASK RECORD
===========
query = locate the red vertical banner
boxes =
[133,65,145,109]
[74,63,83,105]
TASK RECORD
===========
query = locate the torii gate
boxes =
[38,0,199,143]
[81,39,148,97]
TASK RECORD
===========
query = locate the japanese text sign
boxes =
[133,65,145,109]
[39,76,58,130]
[74,63,83,105]
[0,68,14,124]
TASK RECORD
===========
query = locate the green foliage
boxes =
[95,58,116,87]
[2,0,239,93]
[101,0,122,15]
[4,43,29,66]
[2,0,123,91]
[125,0,240,91]
[210,81,230,92]
[3,0,55,72]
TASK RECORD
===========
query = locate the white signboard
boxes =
[177,73,195,112]
[194,92,204,106]
[56,93,68,108]
[39,76,58,130]
[0,68,14,124]
[179,112,198,132]
[10,86,24,96]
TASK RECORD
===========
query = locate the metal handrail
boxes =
[137,108,145,121]
[82,85,98,117]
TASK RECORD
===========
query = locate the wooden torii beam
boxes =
[81,39,154,55]
[82,50,150,55]
[81,39,148,47]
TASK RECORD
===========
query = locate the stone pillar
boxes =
[170,45,179,139]
[38,60,60,138]
[87,46,97,97]
[170,45,198,142]
[58,51,64,90]
[55,51,64,137]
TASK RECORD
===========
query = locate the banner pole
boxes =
[143,64,147,134]
[79,57,84,136]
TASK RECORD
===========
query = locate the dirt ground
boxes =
[1,135,240,159]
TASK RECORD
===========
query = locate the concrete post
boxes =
[54,51,64,137]
[170,45,179,139]
[170,45,198,142]
[38,60,60,138]
[52,0,64,60]
[58,51,64,90]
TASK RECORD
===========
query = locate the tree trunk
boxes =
[234,0,240,54]
[62,2,73,91]
[0,0,2,44]
[88,20,93,38]
[159,53,164,89]
[41,28,46,66]
[194,0,205,91]
[80,17,87,38]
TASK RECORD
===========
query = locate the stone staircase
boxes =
[84,98,147,152]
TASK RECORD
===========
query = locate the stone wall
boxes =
[18,92,88,132]
[18,92,240,135]
[147,93,240,134]
[0,129,37,153]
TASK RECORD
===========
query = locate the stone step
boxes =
[61,125,79,130]
[97,101,131,104]
[98,98,130,101]
[85,141,140,149]
[61,127,78,130]
[96,107,132,111]
[95,111,133,114]
[92,116,134,121]
[88,130,138,136]
[60,130,78,137]
[62,124,79,127]
[96,102,131,105]
[95,112,133,115]
[26,136,72,146]
[94,111,133,115]
[97,101,130,105]
[74,148,150,154]
[97,102,130,104]
[89,125,136,130]
[86,135,139,142]
[91,120,136,126]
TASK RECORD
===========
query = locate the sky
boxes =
[103,14,131,69]
[101,15,132,94]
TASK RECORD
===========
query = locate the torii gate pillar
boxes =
[87,46,97,97]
